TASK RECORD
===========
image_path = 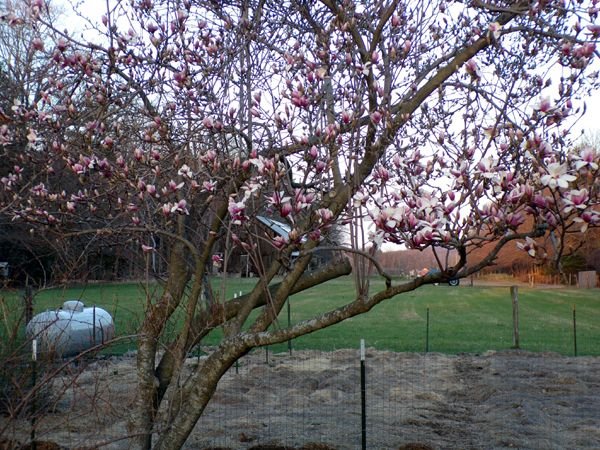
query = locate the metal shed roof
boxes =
[256,215,291,239]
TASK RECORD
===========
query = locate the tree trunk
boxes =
[128,241,191,450]
[153,341,249,450]
[129,336,159,450]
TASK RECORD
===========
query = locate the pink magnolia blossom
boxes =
[174,70,189,87]
[370,111,382,124]
[267,191,290,208]
[309,229,321,241]
[202,180,216,193]
[291,90,309,108]
[72,163,85,175]
[316,208,334,224]
[573,147,598,170]
[373,166,390,182]
[465,59,481,80]
[211,254,223,268]
[228,199,246,225]
[488,22,502,40]
[531,193,548,208]
[573,211,599,233]
[272,235,288,249]
[315,160,327,173]
[517,236,537,257]
[587,24,600,37]
[563,189,589,213]
[31,183,47,197]
[573,42,596,58]
[505,212,525,229]
[544,210,558,228]
[324,123,339,142]
[56,38,68,52]
[170,199,189,215]
[141,244,155,253]
[341,110,352,124]
[534,97,553,114]
[416,195,439,213]
[200,150,216,164]
[476,156,498,178]
[412,227,434,247]
[506,188,524,205]
[280,202,293,218]
[293,189,313,212]
[31,37,44,52]
[373,207,405,232]
[167,180,185,192]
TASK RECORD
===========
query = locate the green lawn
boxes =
[2,277,599,356]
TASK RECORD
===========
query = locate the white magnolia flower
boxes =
[352,191,367,208]
[368,230,385,247]
[177,164,193,178]
[540,163,576,189]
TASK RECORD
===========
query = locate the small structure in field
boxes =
[578,271,598,288]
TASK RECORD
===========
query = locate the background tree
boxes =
[1,0,600,449]
[0,0,81,285]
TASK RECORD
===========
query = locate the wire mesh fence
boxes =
[1,345,600,449]
[188,346,600,450]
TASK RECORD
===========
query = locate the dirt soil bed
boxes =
[2,350,599,449]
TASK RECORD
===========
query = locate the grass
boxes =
[2,276,599,356]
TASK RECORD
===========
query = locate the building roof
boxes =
[256,215,291,239]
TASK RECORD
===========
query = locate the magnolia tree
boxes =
[2,0,600,448]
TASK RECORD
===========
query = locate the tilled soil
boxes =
[1,349,599,450]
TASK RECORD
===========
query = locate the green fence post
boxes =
[287,297,292,355]
[573,304,577,357]
[425,307,430,353]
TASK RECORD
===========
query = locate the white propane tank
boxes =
[26,300,115,357]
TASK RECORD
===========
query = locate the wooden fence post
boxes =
[511,286,520,349]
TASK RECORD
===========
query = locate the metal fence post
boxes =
[31,339,37,450]
[360,339,366,450]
